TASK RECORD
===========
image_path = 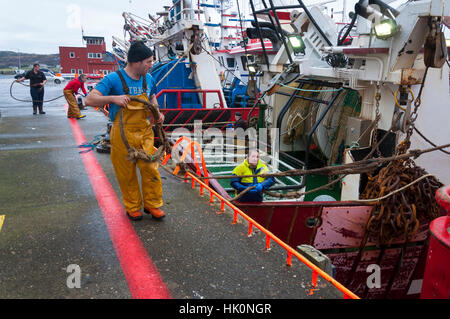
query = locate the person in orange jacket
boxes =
[64,74,87,119]
[85,41,165,221]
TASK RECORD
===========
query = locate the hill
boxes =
[0,51,59,69]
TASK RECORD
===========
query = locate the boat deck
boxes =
[185,139,305,202]
[0,77,342,299]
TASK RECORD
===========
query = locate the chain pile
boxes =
[360,64,445,245]
[361,154,442,245]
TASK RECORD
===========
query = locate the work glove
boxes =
[255,183,264,193]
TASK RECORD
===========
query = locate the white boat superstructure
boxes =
[113,1,227,109]
[241,0,449,197]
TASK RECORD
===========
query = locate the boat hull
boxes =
[235,200,433,299]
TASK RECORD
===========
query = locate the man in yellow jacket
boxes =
[230,150,275,202]
[85,41,165,221]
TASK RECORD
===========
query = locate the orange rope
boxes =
[184,172,360,299]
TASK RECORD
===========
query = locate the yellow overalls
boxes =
[64,90,82,118]
[109,71,163,213]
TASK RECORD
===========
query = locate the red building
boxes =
[59,36,118,75]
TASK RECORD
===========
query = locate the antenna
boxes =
[81,25,85,44]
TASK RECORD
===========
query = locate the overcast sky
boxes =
[0,0,173,54]
[1,0,447,55]
[0,0,359,54]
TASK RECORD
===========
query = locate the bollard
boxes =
[420,185,450,299]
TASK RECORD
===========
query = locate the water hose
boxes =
[9,80,65,103]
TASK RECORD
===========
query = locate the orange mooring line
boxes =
[183,172,360,300]
[162,136,359,299]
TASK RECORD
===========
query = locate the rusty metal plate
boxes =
[329,245,425,299]
[313,206,430,250]
[400,69,425,85]
[313,206,374,250]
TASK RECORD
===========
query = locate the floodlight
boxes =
[374,19,398,40]
[247,64,257,74]
[287,35,306,54]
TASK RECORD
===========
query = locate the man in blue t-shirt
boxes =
[90,66,158,123]
[85,41,166,221]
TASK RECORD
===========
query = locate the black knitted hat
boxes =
[127,41,154,63]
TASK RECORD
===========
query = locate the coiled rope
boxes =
[78,134,106,154]
[118,96,171,163]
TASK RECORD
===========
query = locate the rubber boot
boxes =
[144,207,165,219]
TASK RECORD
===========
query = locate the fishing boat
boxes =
[108,0,449,299]
[112,1,263,134]
[167,0,449,299]
[90,1,264,153]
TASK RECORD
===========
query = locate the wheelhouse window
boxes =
[227,58,235,68]
[240,56,248,71]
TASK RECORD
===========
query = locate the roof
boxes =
[83,36,105,40]
[102,54,116,63]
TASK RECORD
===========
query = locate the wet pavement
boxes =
[0,75,342,299]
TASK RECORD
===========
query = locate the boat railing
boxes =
[156,89,224,109]
[183,171,360,299]
[152,0,202,27]
[164,136,358,298]
[171,133,305,198]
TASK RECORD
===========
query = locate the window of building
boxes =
[88,53,102,59]
[103,70,109,75]
[78,69,83,74]
[71,69,76,74]
[69,52,75,58]
[87,39,103,45]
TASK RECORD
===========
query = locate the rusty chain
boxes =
[360,66,442,246]
[372,85,382,157]
[361,160,442,245]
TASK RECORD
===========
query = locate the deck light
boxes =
[374,19,398,40]
[247,63,257,74]
[287,35,305,54]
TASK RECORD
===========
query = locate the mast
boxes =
[18,49,21,70]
